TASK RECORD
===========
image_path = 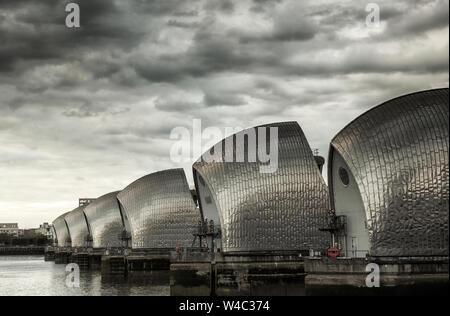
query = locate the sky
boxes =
[0,0,448,228]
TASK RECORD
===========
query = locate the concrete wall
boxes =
[331,150,369,257]
[170,252,305,296]
[195,173,221,225]
[304,257,449,294]
[195,172,222,251]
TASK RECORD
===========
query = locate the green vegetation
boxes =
[0,233,51,246]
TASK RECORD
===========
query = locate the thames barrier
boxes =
[45,89,449,296]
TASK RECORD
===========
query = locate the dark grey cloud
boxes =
[154,99,204,112]
[167,19,199,28]
[238,16,317,42]
[204,0,235,14]
[132,29,265,82]
[0,0,149,73]
[61,102,130,118]
[249,0,283,14]
[384,0,449,36]
[203,91,247,107]
[132,0,201,16]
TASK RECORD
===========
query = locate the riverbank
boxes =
[0,246,45,255]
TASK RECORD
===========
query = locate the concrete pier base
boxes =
[127,253,170,283]
[215,261,305,296]
[170,252,305,296]
[89,253,103,270]
[54,250,71,264]
[101,255,128,281]
[171,262,212,296]
[304,256,449,295]
[44,248,55,261]
[71,253,90,270]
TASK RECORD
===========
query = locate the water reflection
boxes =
[0,256,169,296]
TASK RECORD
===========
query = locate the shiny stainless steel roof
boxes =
[83,191,125,248]
[193,121,330,253]
[52,212,71,247]
[329,88,449,256]
[64,206,90,248]
[117,169,201,249]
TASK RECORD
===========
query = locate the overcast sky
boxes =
[0,0,448,228]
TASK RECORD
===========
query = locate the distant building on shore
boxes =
[1,223,55,239]
[0,223,19,237]
[35,223,54,239]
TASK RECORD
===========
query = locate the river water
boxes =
[0,256,170,296]
[1,256,446,296]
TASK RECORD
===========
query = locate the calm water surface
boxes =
[0,256,169,296]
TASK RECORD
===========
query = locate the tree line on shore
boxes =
[0,233,51,247]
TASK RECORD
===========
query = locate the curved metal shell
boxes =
[51,225,57,244]
[52,212,71,247]
[64,206,90,248]
[117,169,201,249]
[193,121,330,253]
[329,88,449,257]
[83,191,125,248]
